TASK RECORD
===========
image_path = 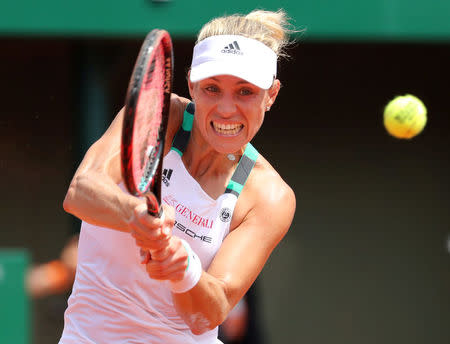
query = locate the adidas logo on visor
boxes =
[221,41,243,55]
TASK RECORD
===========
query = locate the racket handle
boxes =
[146,192,163,218]
[140,193,164,264]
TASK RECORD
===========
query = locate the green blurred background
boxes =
[1,1,449,343]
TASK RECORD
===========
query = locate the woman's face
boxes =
[188,74,280,154]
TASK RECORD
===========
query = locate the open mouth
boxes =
[211,121,243,136]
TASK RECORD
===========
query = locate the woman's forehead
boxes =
[199,75,260,87]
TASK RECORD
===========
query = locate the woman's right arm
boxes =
[63,94,189,233]
[63,107,144,232]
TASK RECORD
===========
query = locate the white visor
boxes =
[190,35,277,89]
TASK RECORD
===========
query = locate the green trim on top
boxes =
[171,146,183,157]
[170,103,194,156]
[226,179,244,194]
[224,143,259,197]
[181,111,194,131]
[243,143,258,161]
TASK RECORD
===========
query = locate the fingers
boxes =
[161,203,175,231]
[131,203,165,239]
[133,236,170,252]
[140,249,151,264]
[131,203,175,240]
[145,255,187,282]
[131,203,176,248]
[145,237,189,282]
[129,202,185,282]
[134,203,163,230]
[146,261,186,282]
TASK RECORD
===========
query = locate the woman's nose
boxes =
[216,93,237,116]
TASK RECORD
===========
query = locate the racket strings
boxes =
[133,44,166,192]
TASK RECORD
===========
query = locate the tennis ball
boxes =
[383,94,427,139]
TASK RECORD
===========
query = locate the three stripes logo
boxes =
[162,168,173,187]
[221,41,243,55]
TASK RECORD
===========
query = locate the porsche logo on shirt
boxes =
[174,220,212,244]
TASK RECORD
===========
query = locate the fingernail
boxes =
[140,250,146,262]
[163,226,170,236]
[140,250,150,264]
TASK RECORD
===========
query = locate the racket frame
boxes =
[121,29,173,217]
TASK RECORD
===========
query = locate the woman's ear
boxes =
[266,79,281,110]
[187,71,195,100]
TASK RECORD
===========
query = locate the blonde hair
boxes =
[197,9,294,59]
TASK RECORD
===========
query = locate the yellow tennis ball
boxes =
[383,94,427,139]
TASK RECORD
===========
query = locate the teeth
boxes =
[215,123,240,130]
[212,122,243,135]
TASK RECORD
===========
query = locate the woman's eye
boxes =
[239,88,253,96]
[205,86,219,93]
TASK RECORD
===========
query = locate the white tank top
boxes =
[59,103,259,344]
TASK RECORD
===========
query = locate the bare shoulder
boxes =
[231,154,296,240]
[252,155,295,203]
[165,94,191,153]
[250,155,296,226]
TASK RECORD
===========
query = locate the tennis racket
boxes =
[121,29,173,262]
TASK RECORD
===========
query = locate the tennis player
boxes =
[60,9,296,344]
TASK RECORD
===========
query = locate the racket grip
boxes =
[141,194,165,264]
[146,193,163,218]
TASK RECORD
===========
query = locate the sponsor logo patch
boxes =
[219,207,232,222]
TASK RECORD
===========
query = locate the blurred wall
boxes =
[257,42,450,344]
[2,0,450,41]
[0,38,449,344]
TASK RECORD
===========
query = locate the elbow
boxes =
[63,184,76,215]
[182,307,227,336]
[189,311,227,336]
[189,321,211,336]
[186,308,227,335]
[187,283,230,335]
[175,277,230,335]
[63,175,82,215]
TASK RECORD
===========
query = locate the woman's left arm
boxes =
[171,173,296,334]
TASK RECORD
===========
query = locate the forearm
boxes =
[63,171,142,232]
[172,272,231,335]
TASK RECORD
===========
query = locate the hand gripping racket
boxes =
[121,29,173,262]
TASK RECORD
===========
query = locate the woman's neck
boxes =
[182,129,244,180]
